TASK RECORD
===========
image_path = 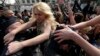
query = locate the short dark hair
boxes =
[0,4,3,10]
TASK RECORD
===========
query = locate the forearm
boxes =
[11,21,34,34]
[72,15,100,30]
[69,16,76,25]
[21,22,51,47]
[72,32,100,56]
[68,9,76,25]
[7,22,22,33]
[71,21,89,30]
[57,4,61,12]
[21,33,49,47]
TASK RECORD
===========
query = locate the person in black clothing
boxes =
[0,9,22,56]
[3,9,38,56]
[21,10,31,23]
[0,6,6,55]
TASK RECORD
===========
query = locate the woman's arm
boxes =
[4,19,35,45]
[6,23,51,55]
[72,32,100,56]
[4,22,22,44]
[7,22,22,32]
[11,19,35,34]
[21,23,51,47]
[66,2,76,25]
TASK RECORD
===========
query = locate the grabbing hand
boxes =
[54,26,75,43]
[4,32,15,45]
[6,41,24,55]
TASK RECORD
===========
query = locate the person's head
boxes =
[31,2,58,30]
[32,2,55,23]
[75,13,84,23]
[0,6,4,16]
[0,6,9,16]
[3,9,14,17]
[95,6,100,15]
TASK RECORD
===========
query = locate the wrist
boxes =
[71,32,82,42]
[20,41,26,48]
[11,30,17,35]
[69,32,77,40]
[68,26,76,31]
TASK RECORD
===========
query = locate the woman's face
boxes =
[33,9,46,23]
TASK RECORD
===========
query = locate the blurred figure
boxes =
[0,5,5,55]
[21,10,31,23]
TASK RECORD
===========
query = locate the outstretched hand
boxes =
[4,32,15,45]
[6,41,24,55]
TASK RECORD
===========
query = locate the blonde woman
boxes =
[4,2,58,55]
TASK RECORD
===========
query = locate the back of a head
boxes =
[75,13,84,23]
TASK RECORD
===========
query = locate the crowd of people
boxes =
[0,0,100,56]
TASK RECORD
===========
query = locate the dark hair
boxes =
[0,4,3,10]
[75,14,84,23]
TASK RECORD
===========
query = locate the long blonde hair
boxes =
[31,2,58,31]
